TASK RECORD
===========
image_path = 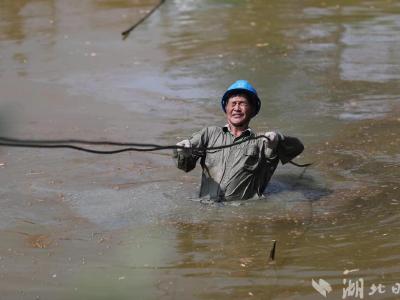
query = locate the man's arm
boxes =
[276,135,304,164]
[173,128,208,172]
[173,140,198,172]
[263,132,304,164]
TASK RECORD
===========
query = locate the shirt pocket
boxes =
[205,151,220,168]
[243,146,260,172]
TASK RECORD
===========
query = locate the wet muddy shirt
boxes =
[174,126,303,201]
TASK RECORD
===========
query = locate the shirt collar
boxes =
[222,124,253,137]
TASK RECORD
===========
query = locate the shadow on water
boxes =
[188,169,334,225]
[0,105,15,143]
[182,168,332,228]
[0,111,6,138]
[265,172,332,202]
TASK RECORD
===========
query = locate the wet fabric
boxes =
[173,125,304,201]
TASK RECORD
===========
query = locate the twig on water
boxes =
[269,240,277,262]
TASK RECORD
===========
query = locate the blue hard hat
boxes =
[221,80,261,116]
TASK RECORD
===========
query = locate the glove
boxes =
[264,131,279,157]
[176,139,192,157]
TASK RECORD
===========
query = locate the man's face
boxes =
[226,95,253,127]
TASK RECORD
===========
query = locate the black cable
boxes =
[0,141,177,154]
[0,135,267,151]
[0,135,268,155]
[121,0,166,40]
[0,136,312,167]
[0,136,163,148]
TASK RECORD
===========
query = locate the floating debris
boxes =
[239,257,253,264]
[343,269,359,275]
[27,234,52,249]
[256,42,269,48]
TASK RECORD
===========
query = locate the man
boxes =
[173,80,304,201]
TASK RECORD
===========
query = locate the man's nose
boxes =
[233,103,242,110]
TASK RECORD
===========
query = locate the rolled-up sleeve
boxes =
[276,135,304,164]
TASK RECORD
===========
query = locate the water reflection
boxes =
[163,216,306,299]
[340,14,400,82]
[0,0,29,42]
[0,0,57,77]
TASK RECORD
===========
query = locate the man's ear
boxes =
[224,98,230,113]
[250,104,256,117]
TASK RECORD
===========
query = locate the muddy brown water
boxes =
[0,0,399,299]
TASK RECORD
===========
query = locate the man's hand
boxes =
[264,131,279,157]
[176,139,192,157]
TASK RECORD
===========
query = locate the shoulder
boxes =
[206,126,223,134]
[189,126,223,144]
[195,126,224,137]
